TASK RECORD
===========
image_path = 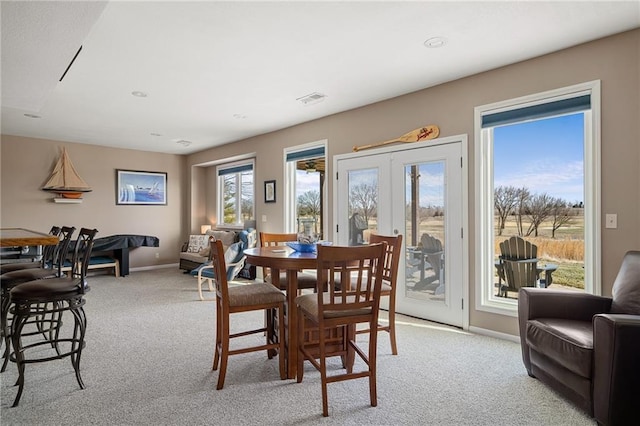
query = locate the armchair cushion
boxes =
[527,318,593,378]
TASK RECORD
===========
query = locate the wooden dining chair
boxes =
[357,234,402,355]
[296,242,386,417]
[209,238,286,390]
[259,232,317,291]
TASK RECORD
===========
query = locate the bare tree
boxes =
[525,193,554,236]
[514,187,531,236]
[349,183,377,224]
[494,185,520,235]
[550,198,574,238]
[297,190,321,217]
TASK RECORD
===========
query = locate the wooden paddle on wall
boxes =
[353,125,440,152]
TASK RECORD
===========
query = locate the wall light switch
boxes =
[262,215,267,222]
[605,213,617,229]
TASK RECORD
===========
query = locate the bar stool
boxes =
[1,226,76,372]
[8,227,97,406]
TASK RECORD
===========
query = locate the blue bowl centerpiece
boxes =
[286,231,320,252]
[286,241,317,253]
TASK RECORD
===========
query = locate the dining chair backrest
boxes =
[369,234,402,288]
[208,238,229,304]
[39,226,62,268]
[259,232,298,281]
[69,228,98,292]
[53,226,76,276]
[315,242,386,319]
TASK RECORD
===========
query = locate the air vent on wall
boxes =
[296,92,327,105]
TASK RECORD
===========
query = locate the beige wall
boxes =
[0,136,187,266]
[186,29,640,336]
[2,29,638,336]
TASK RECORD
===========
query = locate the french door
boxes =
[334,136,467,327]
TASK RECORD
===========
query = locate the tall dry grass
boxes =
[494,237,584,261]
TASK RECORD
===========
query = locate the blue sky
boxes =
[493,113,584,204]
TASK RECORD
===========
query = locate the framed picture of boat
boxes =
[116,169,167,205]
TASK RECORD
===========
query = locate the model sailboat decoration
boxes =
[42,147,92,202]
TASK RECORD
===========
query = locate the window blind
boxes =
[482,94,590,128]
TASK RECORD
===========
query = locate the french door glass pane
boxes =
[404,161,446,302]
[347,168,378,246]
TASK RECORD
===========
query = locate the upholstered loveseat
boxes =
[179,228,256,273]
[518,250,640,425]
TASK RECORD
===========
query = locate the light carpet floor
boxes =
[1,268,594,425]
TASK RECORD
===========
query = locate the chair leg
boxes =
[69,301,87,389]
[296,307,305,383]
[197,277,205,301]
[318,324,329,417]
[1,291,11,372]
[216,314,230,390]
[368,319,378,408]
[10,304,29,407]
[278,303,285,380]
[388,303,398,356]
[266,307,275,360]
[212,302,222,371]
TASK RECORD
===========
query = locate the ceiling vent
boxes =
[296,92,327,105]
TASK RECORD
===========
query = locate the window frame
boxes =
[474,81,601,316]
[216,159,255,228]
[283,140,327,235]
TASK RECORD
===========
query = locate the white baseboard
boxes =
[468,325,520,343]
[130,263,179,272]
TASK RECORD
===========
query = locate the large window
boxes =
[284,142,326,238]
[217,160,254,227]
[474,81,601,315]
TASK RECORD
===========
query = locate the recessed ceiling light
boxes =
[175,140,192,147]
[24,113,41,119]
[424,37,446,48]
[150,132,162,137]
[233,114,247,119]
[131,91,148,97]
[297,92,327,105]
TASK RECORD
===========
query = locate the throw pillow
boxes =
[198,246,210,257]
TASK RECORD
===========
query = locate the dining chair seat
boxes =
[226,283,286,307]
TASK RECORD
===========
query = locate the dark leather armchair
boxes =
[518,250,640,426]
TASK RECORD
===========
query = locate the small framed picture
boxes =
[264,180,276,203]
[116,169,167,205]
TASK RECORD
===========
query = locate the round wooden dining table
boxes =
[244,245,318,379]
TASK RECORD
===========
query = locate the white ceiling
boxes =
[2,1,639,155]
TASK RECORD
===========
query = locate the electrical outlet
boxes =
[605,214,617,229]
[155,252,160,259]
[262,215,267,222]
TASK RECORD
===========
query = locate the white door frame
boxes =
[333,134,469,329]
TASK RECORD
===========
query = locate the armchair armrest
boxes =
[593,314,640,425]
[519,287,612,322]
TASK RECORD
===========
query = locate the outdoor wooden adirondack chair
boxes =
[496,236,538,297]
